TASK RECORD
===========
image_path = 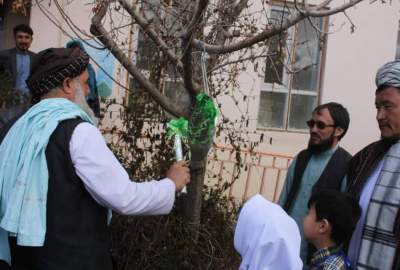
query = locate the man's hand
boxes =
[166,161,190,192]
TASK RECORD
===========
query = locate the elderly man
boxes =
[0,48,190,270]
[278,102,352,265]
[346,61,400,270]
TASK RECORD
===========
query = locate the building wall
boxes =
[208,1,400,200]
[0,2,30,50]
[27,2,400,157]
[322,1,399,154]
[23,1,400,201]
[29,0,127,127]
[217,1,400,158]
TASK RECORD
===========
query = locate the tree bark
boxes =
[185,156,208,231]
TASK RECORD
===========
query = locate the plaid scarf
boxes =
[348,140,400,269]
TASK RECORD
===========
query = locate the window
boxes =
[257,5,326,131]
[126,0,186,117]
[136,30,159,71]
[128,28,185,115]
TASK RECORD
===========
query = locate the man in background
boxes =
[0,24,36,127]
[278,102,352,265]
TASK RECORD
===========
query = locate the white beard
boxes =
[73,81,98,126]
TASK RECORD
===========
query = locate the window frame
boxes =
[124,0,184,109]
[257,2,329,133]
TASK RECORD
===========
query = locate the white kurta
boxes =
[69,122,176,215]
[234,194,303,270]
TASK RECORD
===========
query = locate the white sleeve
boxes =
[69,122,176,215]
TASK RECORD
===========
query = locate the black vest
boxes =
[283,147,352,212]
[0,118,112,270]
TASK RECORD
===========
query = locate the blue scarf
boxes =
[0,98,93,264]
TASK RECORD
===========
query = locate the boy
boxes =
[303,190,361,270]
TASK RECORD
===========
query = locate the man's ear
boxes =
[61,77,74,95]
[334,127,344,138]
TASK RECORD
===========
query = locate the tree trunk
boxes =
[184,155,208,230]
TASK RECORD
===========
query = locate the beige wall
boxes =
[29,2,64,50]
[29,0,127,127]
[215,1,400,158]
[0,3,31,50]
[27,1,400,158]
[23,0,400,202]
[322,2,400,154]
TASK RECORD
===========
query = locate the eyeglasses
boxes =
[306,120,335,129]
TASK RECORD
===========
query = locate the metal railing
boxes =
[206,144,293,202]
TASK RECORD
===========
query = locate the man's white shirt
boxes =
[69,122,176,215]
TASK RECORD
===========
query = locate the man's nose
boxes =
[309,125,318,133]
[376,108,386,120]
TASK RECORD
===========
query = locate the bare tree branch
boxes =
[303,0,364,16]
[315,0,333,10]
[208,52,276,74]
[204,0,250,72]
[119,0,202,97]
[182,37,196,96]
[91,0,189,118]
[182,0,209,38]
[180,0,209,97]
[193,13,305,54]
[118,0,184,69]
[193,0,365,54]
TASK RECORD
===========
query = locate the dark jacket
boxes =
[347,140,392,198]
[0,48,36,129]
[346,140,400,270]
[0,48,36,87]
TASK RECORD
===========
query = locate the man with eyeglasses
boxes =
[278,102,351,266]
[346,60,400,270]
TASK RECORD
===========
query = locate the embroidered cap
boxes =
[27,48,89,103]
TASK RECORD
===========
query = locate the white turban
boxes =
[234,194,302,270]
[375,60,400,88]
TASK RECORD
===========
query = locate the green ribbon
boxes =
[167,93,218,150]
[167,117,189,140]
[195,93,218,121]
[190,93,218,145]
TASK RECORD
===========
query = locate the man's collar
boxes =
[15,48,29,54]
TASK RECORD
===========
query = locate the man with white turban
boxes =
[0,48,190,270]
[234,194,302,270]
[346,60,400,270]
